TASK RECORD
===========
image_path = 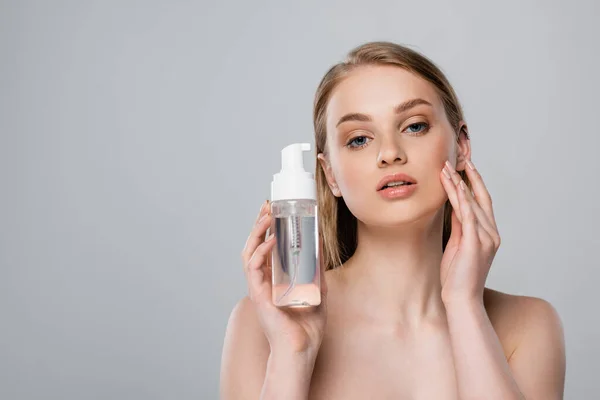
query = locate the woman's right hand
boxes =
[241,200,328,358]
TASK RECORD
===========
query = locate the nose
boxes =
[376,136,407,167]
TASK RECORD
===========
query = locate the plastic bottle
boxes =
[269,143,321,308]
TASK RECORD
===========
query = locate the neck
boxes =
[337,207,447,330]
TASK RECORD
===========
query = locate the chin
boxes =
[351,196,446,228]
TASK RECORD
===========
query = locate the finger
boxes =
[441,164,462,223]
[242,213,270,269]
[441,209,462,285]
[463,160,497,229]
[446,208,462,247]
[445,160,463,189]
[241,206,272,267]
[254,199,270,225]
[241,200,269,263]
[456,180,480,245]
[444,161,496,235]
[449,161,501,251]
[246,233,277,303]
[458,176,499,241]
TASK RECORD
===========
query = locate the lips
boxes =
[376,173,418,191]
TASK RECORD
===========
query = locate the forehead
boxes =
[326,65,442,124]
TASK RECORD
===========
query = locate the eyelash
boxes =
[345,122,430,149]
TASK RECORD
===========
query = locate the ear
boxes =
[317,152,341,197]
[454,121,471,172]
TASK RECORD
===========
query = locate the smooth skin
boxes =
[220,65,566,400]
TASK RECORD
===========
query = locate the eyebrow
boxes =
[335,98,433,128]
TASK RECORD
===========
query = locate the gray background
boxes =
[1,0,598,399]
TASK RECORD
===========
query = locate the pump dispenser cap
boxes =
[271,142,316,201]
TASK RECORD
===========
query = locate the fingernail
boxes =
[445,160,454,171]
[442,165,451,179]
[266,232,275,241]
[259,213,269,223]
[460,180,466,191]
[466,160,475,170]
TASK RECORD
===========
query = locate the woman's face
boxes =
[318,65,468,226]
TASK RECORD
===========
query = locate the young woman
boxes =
[221,41,566,400]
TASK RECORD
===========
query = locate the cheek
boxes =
[331,154,375,213]
[427,133,455,173]
[416,136,455,198]
[432,132,455,161]
[332,153,369,192]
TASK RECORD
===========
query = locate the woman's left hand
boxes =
[439,159,501,305]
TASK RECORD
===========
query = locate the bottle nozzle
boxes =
[281,143,311,172]
[271,142,316,201]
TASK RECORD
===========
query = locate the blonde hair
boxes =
[313,41,472,272]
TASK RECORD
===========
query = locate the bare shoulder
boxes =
[483,287,563,332]
[224,295,270,351]
[220,295,270,399]
[483,287,565,361]
[483,288,566,397]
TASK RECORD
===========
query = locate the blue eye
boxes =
[346,136,370,149]
[405,122,429,135]
[345,122,429,150]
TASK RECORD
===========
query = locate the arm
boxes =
[440,159,566,399]
[261,350,317,400]
[444,296,565,400]
[220,296,316,400]
[445,298,523,399]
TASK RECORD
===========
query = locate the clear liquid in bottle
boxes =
[269,199,320,307]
